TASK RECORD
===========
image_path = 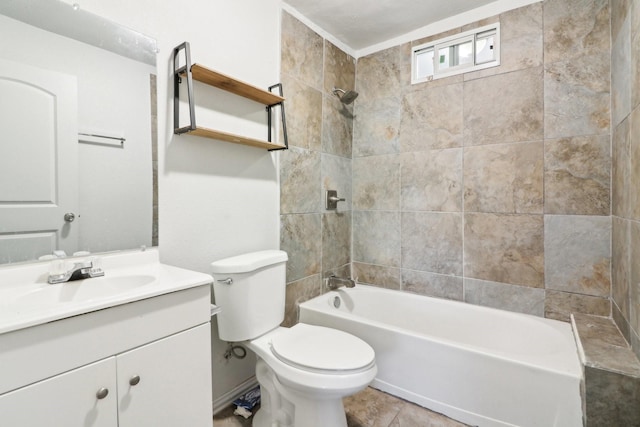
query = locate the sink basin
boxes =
[12,275,156,305]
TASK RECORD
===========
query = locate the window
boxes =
[412,24,500,84]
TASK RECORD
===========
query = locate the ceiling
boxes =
[283,0,500,52]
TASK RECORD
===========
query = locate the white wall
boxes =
[59,0,282,406]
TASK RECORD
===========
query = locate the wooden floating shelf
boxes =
[187,126,286,150]
[173,42,288,151]
[185,64,285,106]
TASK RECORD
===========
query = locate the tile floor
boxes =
[213,387,469,427]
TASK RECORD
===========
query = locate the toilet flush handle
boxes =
[217,278,233,285]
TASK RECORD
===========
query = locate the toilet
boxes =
[211,250,376,427]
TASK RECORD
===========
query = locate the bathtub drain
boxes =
[333,296,341,308]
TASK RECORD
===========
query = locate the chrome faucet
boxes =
[48,259,104,284]
[326,275,356,290]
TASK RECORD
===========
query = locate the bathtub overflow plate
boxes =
[333,296,341,308]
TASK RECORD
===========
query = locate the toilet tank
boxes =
[211,250,288,342]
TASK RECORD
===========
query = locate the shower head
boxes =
[332,87,359,105]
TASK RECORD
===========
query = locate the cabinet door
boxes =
[117,323,213,427]
[0,357,117,427]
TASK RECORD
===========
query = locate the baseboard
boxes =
[212,376,259,415]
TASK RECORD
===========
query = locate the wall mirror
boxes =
[0,0,158,265]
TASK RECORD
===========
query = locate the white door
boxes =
[0,58,78,263]
[117,324,213,427]
[0,357,117,427]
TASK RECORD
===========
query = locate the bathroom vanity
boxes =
[0,249,214,426]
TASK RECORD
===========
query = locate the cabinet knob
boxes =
[129,375,141,386]
[96,387,109,399]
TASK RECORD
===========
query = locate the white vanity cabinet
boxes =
[0,283,214,427]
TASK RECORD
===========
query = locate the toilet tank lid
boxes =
[211,250,288,274]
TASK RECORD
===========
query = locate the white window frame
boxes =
[411,23,501,84]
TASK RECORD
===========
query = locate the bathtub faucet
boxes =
[327,274,356,290]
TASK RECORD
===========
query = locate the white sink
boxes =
[0,249,213,334]
[12,275,156,305]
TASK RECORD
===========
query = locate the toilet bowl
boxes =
[211,250,377,427]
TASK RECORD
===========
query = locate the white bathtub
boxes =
[299,285,583,427]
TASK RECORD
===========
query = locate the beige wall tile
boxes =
[545,215,611,297]
[464,141,543,214]
[544,56,610,139]
[321,153,352,212]
[630,221,640,335]
[402,212,463,275]
[544,135,611,215]
[543,0,609,65]
[280,213,321,282]
[356,45,402,103]
[401,148,462,212]
[353,154,400,211]
[544,290,610,321]
[612,13,632,127]
[321,212,351,274]
[283,274,322,327]
[630,106,640,220]
[613,117,631,218]
[464,213,544,287]
[353,211,401,267]
[322,94,353,158]
[352,97,401,157]
[401,270,463,301]
[280,147,321,214]
[612,217,631,321]
[281,11,323,89]
[399,84,463,151]
[352,262,401,290]
[463,67,543,146]
[464,278,545,316]
[280,74,322,150]
[323,40,355,96]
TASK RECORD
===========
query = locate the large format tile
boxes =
[353,211,401,267]
[464,278,545,316]
[322,94,353,158]
[612,11,632,127]
[613,217,630,321]
[324,40,356,97]
[464,213,544,288]
[322,153,352,212]
[613,117,631,218]
[399,84,463,152]
[353,262,401,290]
[353,154,400,211]
[402,212,463,276]
[544,215,611,297]
[322,211,351,273]
[463,67,543,146]
[544,55,610,139]
[584,366,640,427]
[401,149,462,212]
[630,106,640,220]
[280,75,322,151]
[353,97,401,157]
[464,2,543,80]
[281,12,324,90]
[545,290,610,322]
[463,141,543,214]
[356,46,402,103]
[281,11,323,89]
[544,134,610,215]
[630,221,640,334]
[280,146,321,214]
[283,274,322,327]
[543,0,609,65]
[344,387,404,427]
[280,213,321,282]
[402,269,463,301]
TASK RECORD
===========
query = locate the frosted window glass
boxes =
[476,32,495,64]
[415,48,434,80]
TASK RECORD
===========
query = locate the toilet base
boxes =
[252,358,350,427]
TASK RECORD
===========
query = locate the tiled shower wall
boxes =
[611,0,640,359]
[352,0,612,321]
[279,12,355,325]
[280,0,616,324]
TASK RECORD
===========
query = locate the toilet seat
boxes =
[270,323,375,374]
